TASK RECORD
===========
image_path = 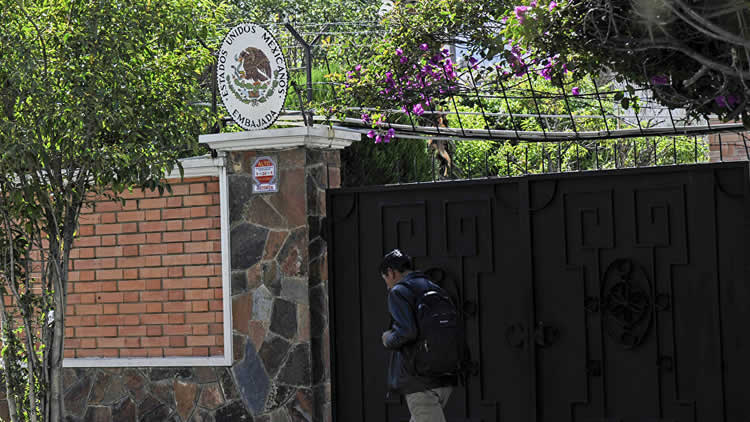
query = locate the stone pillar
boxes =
[200,126,356,421]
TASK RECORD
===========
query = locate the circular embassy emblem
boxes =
[217,23,289,131]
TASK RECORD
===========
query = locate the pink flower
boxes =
[539,66,553,80]
[413,103,425,116]
[650,75,669,86]
[367,130,376,138]
[375,134,383,143]
[549,1,557,10]
[419,43,429,51]
[361,113,370,123]
[396,48,403,56]
[354,64,362,72]
[385,128,396,143]
[571,87,581,96]
[530,0,537,6]
[515,6,529,23]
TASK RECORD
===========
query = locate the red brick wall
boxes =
[65,176,224,359]
[708,131,750,162]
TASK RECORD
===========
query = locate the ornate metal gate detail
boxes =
[327,163,750,422]
[601,259,652,349]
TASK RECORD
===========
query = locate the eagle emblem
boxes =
[228,46,279,106]
[239,47,272,82]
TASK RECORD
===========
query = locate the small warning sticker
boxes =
[252,156,278,193]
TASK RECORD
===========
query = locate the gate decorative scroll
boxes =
[601,259,653,350]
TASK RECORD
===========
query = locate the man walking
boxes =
[380,249,457,422]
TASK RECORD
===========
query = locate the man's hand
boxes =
[382,330,391,347]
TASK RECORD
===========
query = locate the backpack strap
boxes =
[423,267,461,306]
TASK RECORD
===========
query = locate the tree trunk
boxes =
[1,320,20,422]
[48,319,64,422]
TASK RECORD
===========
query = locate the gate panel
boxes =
[328,163,749,422]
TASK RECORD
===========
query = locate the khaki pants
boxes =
[405,386,452,422]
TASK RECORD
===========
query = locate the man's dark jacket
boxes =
[383,272,457,394]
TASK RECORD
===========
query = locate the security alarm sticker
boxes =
[252,156,278,193]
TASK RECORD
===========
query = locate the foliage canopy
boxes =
[0,0,227,420]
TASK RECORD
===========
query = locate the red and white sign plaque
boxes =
[252,156,278,193]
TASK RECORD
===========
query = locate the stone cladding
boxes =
[55,146,341,422]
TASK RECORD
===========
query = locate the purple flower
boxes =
[549,0,557,10]
[515,6,529,23]
[367,130,376,139]
[650,75,669,86]
[413,103,425,116]
[469,57,479,69]
[715,96,728,108]
[396,48,403,56]
[727,94,740,107]
[400,56,408,64]
[361,113,370,123]
[539,67,552,80]
[354,64,362,72]
[530,0,537,7]
[385,128,396,143]
[346,71,353,79]
[375,134,383,143]
[501,16,508,24]
[419,43,429,51]
[571,87,581,96]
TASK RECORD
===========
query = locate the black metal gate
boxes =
[326,162,750,422]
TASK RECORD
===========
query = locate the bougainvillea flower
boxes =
[549,1,557,10]
[375,134,383,143]
[396,48,403,56]
[367,130,376,138]
[650,75,669,85]
[354,64,362,72]
[413,103,425,116]
[530,0,537,7]
[386,128,396,140]
[571,87,581,96]
[419,43,429,51]
[361,113,370,123]
[515,6,529,23]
